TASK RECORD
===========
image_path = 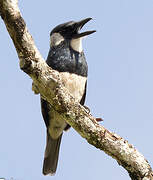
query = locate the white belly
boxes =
[60,72,87,102]
[49,72,87,139]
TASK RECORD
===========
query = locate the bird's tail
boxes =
[43,132,62,175]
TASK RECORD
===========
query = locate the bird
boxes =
[40,18,96,175]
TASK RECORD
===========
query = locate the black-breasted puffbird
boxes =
[41,18,96,175]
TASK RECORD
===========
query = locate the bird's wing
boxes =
[80,81,87,105]
[40,97,50,127]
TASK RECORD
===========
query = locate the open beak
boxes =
[73,18,96,38]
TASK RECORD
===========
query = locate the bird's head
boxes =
[50,18,96,52]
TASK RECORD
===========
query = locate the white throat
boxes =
[70,38,83,52]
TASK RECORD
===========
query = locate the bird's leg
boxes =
[83,105,91,113]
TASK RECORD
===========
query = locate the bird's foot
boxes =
[83,105,91,113]
[83,105,103,122]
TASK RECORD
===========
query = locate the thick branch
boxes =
[0,0,153,179]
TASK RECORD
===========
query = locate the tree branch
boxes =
[0,0,153,179]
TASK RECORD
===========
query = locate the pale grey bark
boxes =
[0,0,153,179]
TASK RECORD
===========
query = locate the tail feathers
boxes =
[43,132,62,175]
